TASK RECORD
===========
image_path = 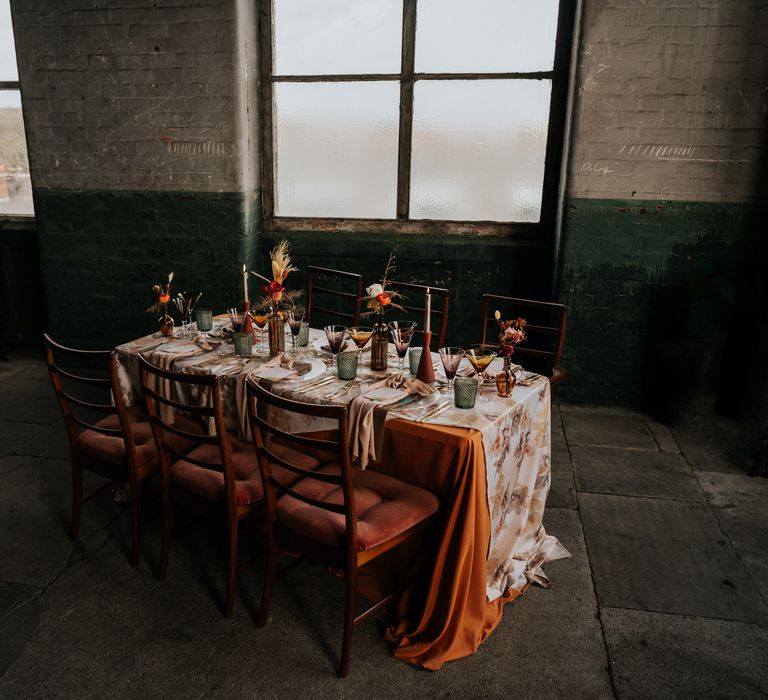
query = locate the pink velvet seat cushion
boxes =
[278,465,439,551]
[171,437,322,507]
[78,408,203,473]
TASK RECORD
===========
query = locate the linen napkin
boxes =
[234,354,313,440]
[348,373,432,469]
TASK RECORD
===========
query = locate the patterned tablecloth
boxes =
[115,320,569,603]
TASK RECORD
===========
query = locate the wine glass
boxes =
[466,344,497,380]
[324,325,347,370]
[173,293,193,337]
[466,344,497,404]
[347,326,373,364]
[287,308,305,353]
[251,311,269,354]
[388,321,417,373]
[438,347,465,398]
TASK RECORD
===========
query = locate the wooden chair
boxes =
[246,379,439,677]
[386,281,449,351]
[138,355,321,617]
[43,334,202,567]
[306,266,363,329]
[480,294,568,393]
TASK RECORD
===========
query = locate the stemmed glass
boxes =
[324,325,347,370]
[251,310,269,354]
[466,344,497,404]
[347,326,373,364]
[388,321,417,373]
[287,308,305,353]
[173,292,199,337]
[438,347,465,398]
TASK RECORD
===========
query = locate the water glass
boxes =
[297,321,310,348]
[195,308,213,332]
[454,376,480,409]
[336,351,359,380]
[408,348,422,375]
[233,332,253,356]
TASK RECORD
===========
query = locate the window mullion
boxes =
[396,0,417,220]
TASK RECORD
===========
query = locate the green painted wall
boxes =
[258,229,552,350]
[556,197,756,411]
[33,188,260,348]
[32,187,553,350]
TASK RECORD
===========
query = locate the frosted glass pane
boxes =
[0,0,19,81]
[274,0,403,75]
[274,82,399,218]
[0,91,34,216]
[410,80,551,223]
[415,0,559,73]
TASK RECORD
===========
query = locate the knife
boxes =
[416,401,450,423]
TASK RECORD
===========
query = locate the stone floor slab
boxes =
[602,607,768,699]
[579,493,768,624]
[647,421,680,454]
[548,448,577,508]
[697,471,768,604]
[561,406,658,451]
[572,446,704,501]
[675,430,749,474]
[0,455,123,588]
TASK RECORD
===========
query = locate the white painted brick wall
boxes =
[10,0,253,192]
[568,0,768,201]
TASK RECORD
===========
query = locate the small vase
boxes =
[495,355,516,397]
[267,309,285,357]
[160,309,174,337]
[370,315,389,372]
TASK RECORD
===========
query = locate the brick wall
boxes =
[556,0,768,411]
[10,0,260,346]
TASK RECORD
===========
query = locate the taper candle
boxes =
[242,263,249,303]
[424,287,431,335]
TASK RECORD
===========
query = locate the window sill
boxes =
[0,215,36,232]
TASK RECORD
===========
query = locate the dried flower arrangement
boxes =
[361,249,405,318]
[494,310,527,356]
[250,240,303,310]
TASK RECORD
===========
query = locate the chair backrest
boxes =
[43,333,137,465]
[480,295,567,379]
[306,266,363,329]
[137,355,236,506]
[386,281,449,351]
[245,379,358,559]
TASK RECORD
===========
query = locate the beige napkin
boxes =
[348,373,432,469]
[234,355,312,440]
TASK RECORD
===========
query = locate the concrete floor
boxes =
[1,356,767,699]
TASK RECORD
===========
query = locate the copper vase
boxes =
[267,311,285,357]
[160,307,174,336]
[495,355,516,397]
[370,317,389,371]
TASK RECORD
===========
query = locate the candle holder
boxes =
[416,331,435,384]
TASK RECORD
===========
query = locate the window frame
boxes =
[258,0,575,238]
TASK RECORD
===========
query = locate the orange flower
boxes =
[376,292,392,306]
[159,294,171,303]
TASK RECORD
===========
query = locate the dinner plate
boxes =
[311,337,353,355]
[274,355,326,383]
[435,357,520,385]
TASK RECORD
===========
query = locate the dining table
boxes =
[114,318,570,671]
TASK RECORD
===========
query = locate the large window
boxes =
[0,0,33,217]
[260,0,573,235]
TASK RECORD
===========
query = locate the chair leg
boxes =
[70,462,83,541]
[158,479,172,580]
[224,511,238,618]
[339,567,357,679]
[129,476,142,568]
[258,525,278,628]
